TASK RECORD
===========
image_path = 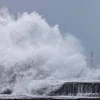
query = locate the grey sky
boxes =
[0,0,100,65]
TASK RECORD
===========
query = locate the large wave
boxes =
[0,7,99,95]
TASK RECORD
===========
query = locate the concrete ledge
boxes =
[50,82,100,96]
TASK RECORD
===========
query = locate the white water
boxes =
[0,7,99,95]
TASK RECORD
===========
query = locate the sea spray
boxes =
[0,7,98,95]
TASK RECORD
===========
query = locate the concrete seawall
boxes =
[1,82,100,99]
[50,82,100,96]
